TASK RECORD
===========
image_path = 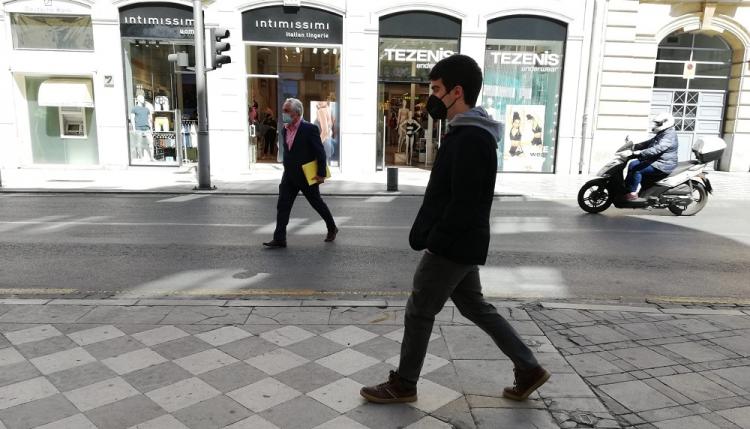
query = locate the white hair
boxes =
[284,98,304,116]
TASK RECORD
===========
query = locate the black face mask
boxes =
[426,88,457,120]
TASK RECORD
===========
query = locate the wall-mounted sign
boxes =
[382,48,455,69]
[490,51,562,72]
[378,38,458,82]
[242,6,342,44]
[119,3,195,40]
[103,75,114,87]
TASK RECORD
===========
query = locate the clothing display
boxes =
[153,116,171,132]
[401,118,421,166]
[154,95,170,111]
[131,104,151,129]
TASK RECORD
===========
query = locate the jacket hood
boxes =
[448,106,502,141]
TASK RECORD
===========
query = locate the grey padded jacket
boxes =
[634,127,679,173]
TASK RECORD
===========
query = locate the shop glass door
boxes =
[246,45,341,167]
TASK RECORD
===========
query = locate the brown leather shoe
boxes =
[360,371,417,404]
[324,227,339,242]
[503,366,550,401]
[262,239,287,249]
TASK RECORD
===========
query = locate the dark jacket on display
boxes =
[409,107,502,265]
[634,127,679,173]
[280,120,327,183]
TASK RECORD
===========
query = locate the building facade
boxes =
[0,0,748,176]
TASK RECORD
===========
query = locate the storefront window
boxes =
[377,38,458,169]
[25,76,98,164]
[123,41,197,165]
[11,14,93,50]
[119,3,198,166]
[376,12,461,170]
[484,16,566,173]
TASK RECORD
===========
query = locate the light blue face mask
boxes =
[282,113,292,124]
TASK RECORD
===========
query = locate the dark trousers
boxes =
[398,252,539,383]
[625,160,668,193]
[273,172,336,241]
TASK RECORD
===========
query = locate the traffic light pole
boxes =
[192,0,213,190]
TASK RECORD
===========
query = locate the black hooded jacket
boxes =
[408,107,502,265]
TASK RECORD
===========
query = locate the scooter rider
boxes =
[620,112,679,201]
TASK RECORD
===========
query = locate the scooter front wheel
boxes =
[578,179,613,214]
[668,181,707,216]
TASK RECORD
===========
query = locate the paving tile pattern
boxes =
[2,302,749,428]
[0,304,606,429]
[530,305,750,429]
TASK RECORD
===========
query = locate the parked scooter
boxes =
[577,136,726,216]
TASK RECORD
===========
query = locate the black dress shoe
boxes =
[263,239,287,248]
[324,227,339,242]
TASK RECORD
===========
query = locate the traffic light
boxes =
[210,27,231,69]
[167,51,189,68]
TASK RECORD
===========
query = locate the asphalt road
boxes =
[1,193,748,302]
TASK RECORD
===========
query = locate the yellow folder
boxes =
[302,160,331,185]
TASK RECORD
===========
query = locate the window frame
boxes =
[10,13,95,52]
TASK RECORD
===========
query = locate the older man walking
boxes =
[263,98,338,248]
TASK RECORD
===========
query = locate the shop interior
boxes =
[378,82,442,169]
[246,45,341,166]
[123,40,198,166]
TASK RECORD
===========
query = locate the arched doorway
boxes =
[651,31,732,161]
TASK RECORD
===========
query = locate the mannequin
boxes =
[130,94,155,161]
[400,111,421,165]
[397,103,410,152]
[316,101,334,163]
[485,97,498,120]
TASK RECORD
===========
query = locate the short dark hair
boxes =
[428,54,483,107]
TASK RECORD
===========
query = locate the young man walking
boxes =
[360,55,550,403]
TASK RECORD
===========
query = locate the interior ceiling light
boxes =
[295,47,300,53]
[333,48,337,55]
[313,47,318,54]
[323,48,330,54]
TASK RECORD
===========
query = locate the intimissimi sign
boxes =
[119,3,195,40]
[242,6,342,44]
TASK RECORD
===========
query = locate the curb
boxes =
[1,298,748,315]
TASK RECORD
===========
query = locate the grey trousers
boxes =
[398,251,539,383]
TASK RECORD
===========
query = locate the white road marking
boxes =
[0,215,71,233]
[157,195,210,203]
[255,218,305,235]
[364,196,397,203]
[295,217,350,235]
[27,216,109,233]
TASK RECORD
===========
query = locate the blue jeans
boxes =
[625,160,667,193]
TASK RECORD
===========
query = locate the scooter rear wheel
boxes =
[668,181,707,216]
[578,179,613,214]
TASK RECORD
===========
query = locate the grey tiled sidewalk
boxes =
[0,300,748,428]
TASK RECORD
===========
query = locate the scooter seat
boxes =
[666,160,700,177]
